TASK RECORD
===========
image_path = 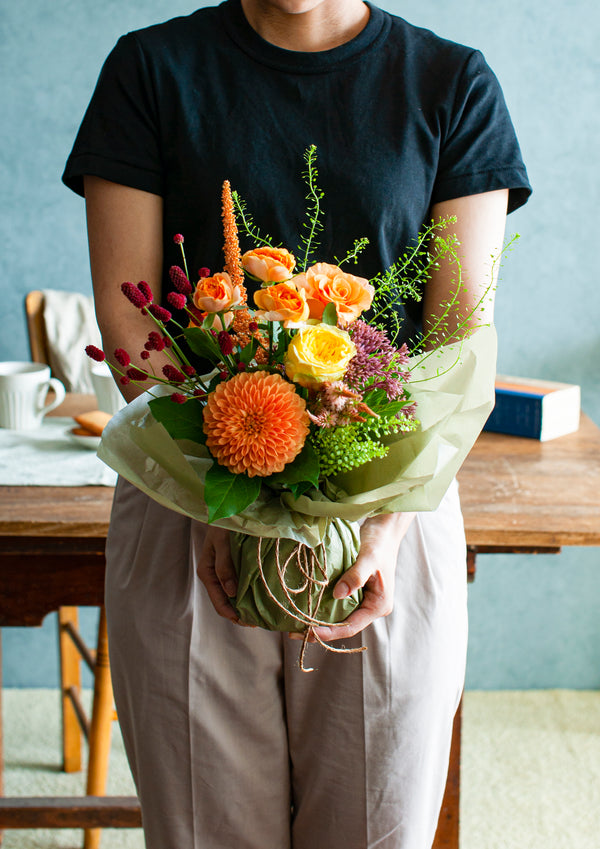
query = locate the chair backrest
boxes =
[24,290,51,366]
[23,289,102,393]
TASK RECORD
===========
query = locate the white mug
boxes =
[0,362,66,430]
[90,362,126,415]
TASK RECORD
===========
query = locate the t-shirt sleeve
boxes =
[62,34,163,198]
[431,50,531,214]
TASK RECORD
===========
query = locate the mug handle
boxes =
[40,377,67,417]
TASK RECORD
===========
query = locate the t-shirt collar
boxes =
[220,0,388,73]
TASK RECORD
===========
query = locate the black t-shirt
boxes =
[62,0,531,343]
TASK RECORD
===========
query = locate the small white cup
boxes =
[90,362,126,415]
[0,362,66,430]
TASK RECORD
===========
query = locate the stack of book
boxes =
[484,375,581,441]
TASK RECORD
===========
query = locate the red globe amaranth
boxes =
[114,348,131,367]
[137,281,153,303]
[167,291,187,310]
[148,304,172,323]
[85,345,105,362]
[126,367,148,381]
[145,331,165,352]
[169,265,192,294]
[162,364,186,382]
[121,281,149,308]
[173,234,184,245]
[217,331,235,356]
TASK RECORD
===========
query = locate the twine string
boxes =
[255,537,366,671]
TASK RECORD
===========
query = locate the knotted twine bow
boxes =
[254,537,366,671]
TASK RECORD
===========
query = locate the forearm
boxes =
[84,175,167,402]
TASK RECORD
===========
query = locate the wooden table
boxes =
[1,400,599,846]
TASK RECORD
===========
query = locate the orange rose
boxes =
[242,247,296,283]
[193,271,244,314]
[295,263,374,326]
[253,281,310,326]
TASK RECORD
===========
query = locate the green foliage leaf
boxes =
[239,337,259,365]
[183,327,219,360]
[266,439,320,490]
[287,480,318,499]
[148,395,206,443]
[321,302,338,326]
[204,462,262,522]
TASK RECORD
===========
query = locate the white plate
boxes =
[66,428,101,450]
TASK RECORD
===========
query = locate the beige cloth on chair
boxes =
[42,289,102,393]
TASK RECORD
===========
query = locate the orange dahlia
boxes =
[203,371,309,477]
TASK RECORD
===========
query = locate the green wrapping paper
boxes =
[98,325,497,630]
[231,521,361,631]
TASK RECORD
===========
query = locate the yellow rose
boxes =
[294,263,374,326]
[193,271,244,314]
[253,281,310,326]
[284,324,357,387]
[242,247,296,283]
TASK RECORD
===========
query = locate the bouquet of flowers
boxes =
[89,147,498,659]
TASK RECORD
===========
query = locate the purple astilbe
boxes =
[345,320,410,400]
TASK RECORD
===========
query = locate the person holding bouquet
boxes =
[63,0,530,846]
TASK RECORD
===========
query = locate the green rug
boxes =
[2,689,599,848]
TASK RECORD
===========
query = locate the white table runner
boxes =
[0,417,117,486]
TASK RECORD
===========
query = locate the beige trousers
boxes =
[105,477,467,849]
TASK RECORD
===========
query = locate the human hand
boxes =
[309,512,416,643]
[196,525,240,624]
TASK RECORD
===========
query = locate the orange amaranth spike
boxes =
[221,179,268,359]
[221,180,246,300]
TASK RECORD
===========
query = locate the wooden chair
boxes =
[25,290,116,849]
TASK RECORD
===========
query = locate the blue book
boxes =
[484,375,581,441]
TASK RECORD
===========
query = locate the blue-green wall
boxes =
[1,0,598,688]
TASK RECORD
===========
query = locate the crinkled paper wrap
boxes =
[98,325,497,630]
[232,522,361,631]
